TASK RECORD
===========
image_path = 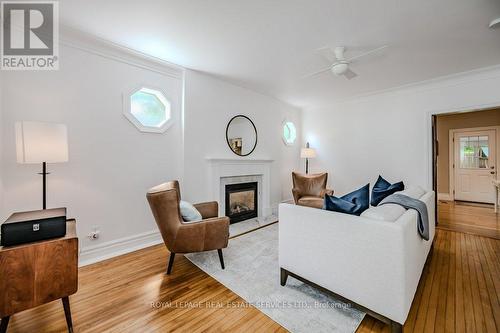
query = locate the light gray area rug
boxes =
[186,223,365,333]
[229,214,278,237]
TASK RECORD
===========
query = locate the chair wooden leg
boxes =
[62,297,73,333]
[0,316,10,333]
[167,252,175,275]
[217,249,225,269]
[280,268,288,286]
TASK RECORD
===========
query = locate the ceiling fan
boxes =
[304,45,388,80]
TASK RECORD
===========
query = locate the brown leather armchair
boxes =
[292,172,333,209]
[146,181,229,274]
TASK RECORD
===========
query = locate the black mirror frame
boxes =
[225,115,258,157]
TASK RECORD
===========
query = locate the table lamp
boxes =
[15,121,69,209]
[300,142,316,174]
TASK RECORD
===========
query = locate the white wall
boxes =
[183,70,301,209]
[0,38,301,264]
[302,66,500,195]
[1,43,184,262]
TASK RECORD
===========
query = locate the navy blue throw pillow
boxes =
[324,184,370,216]
[371,175,404,206]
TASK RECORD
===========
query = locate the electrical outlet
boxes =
[88,225,100,240]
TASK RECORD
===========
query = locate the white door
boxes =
[454,130,496,203]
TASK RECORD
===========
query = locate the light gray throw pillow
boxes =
[179,200,202,222]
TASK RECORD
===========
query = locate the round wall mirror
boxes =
[226,115,257,156]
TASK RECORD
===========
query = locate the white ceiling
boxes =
[60,0,500,109]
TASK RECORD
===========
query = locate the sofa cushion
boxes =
[297,196,324,209]
[360,204,406,222]
[371,175,404,206]
[399,185,425,199]
[179,200,202,222]
[361,185,427,222]
[324,184,370,216]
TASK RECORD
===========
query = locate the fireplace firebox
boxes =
[225,182,258,223]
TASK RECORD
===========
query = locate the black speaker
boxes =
[1,208,67,247]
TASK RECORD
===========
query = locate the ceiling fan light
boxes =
[331,63,348,75]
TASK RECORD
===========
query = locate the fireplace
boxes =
[225,182,258,223]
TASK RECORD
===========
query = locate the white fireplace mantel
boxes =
[206,158,274,217]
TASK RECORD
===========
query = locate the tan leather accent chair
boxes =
[292,172,334,209]
[146,181,229,274]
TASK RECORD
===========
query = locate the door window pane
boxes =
[459,135,489,169]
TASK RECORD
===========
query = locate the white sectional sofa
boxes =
[279,187,435,332]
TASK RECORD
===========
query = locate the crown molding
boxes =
[59,25,184,79]
[58,26,500,111]
[327,64,500,107]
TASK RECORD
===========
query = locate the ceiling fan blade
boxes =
[315,46,337,63]
[303,66,332,78]
[342,68,358,80]
[346,45,388,62]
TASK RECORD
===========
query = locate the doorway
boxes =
[433,108,500,239]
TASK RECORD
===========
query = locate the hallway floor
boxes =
[438,201,500,239]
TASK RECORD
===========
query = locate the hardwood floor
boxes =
[437,201,500,239]
[5,209,500,332]
[6,243,286,333]
[358,229,499,333]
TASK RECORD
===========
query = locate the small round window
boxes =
[282,121,297,145]
[124,87,172,133]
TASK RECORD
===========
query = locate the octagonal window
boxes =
[282,121,297,145]
[124,87,172,133]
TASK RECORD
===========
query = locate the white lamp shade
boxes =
[16,121,69,164]
[300,147,316,159]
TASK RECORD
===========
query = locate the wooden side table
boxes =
[0,220,78,333]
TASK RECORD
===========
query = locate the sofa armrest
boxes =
[400,191,435,313]
[194,201,219,219]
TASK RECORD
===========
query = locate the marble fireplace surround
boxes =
[206,158,273,218]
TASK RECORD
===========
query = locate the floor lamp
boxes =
[16,121,69,210]
[300,142,316,174]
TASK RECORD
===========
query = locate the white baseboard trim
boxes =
[78,203,283,267]
[79,229,163,267]
[438,193,453,201]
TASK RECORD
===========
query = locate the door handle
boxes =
[491,171,496,175]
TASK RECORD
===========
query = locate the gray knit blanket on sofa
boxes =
[379,193,430,241]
